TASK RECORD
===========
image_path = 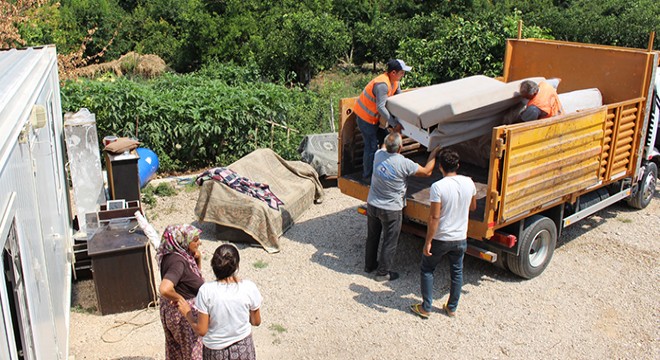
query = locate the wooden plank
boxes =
[499,107,606,221]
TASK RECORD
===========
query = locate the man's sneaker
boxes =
[443,303,456,317]
[375,271,400,282]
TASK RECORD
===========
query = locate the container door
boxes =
[1,196,35,360]
[496,107,607,223]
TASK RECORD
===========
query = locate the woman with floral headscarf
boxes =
[157,224,204,360]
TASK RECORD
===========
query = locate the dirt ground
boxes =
[69,181,660,360]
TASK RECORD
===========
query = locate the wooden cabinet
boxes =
[88,221,157,315]
[104,150,140,202]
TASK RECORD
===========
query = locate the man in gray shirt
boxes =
[365,133,440,281]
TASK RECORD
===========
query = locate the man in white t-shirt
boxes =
[410,149,476,318]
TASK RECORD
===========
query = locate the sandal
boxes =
[410,303,430,319]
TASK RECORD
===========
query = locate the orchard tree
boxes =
[352,11,406,71]
[399,11,553,86]
[260,10,350,85]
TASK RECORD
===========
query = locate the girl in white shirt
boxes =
[178,244,262,360]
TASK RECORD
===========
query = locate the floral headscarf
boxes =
[156,224,202,278]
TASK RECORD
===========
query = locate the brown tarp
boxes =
[194,148,324,253]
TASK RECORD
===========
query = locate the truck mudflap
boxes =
[495,106,607,224]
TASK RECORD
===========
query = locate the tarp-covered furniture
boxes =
[195,148,324,253]
[298,132,338,178]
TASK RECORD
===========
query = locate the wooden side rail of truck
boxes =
[338,38,659,279]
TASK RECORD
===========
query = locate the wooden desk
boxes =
[88,221,157,315]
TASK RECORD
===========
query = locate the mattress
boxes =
[387,75,544,129]
[557,88,603,113]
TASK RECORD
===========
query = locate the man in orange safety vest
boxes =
[353,59,412,183]
[519,80,565,121]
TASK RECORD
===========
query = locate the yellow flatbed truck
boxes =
[338,38,659,278]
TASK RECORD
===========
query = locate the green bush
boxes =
[61,69,326,172]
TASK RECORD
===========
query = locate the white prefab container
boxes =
[0,46,71,359]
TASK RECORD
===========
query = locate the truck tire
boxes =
[626,162,657,209]
[506,215,557,279]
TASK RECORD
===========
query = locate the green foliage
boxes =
[399,10,553,86]
[141,186,157,207]
[128,0,212,72]
[141,182,177,208]
[353,15,407,70]
[195,61,263,85]
[183,182,198,193]
[153,182,177,196]
[259,10,351,85]
[71,304,97,314]
[18,3,66,47]
[58,0,131,59]
[17,0,660,85]
[61,67,326,172]
[529,0,660,49]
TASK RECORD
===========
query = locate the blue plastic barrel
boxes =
[136,147,159,188]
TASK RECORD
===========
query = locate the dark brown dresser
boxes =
[88,220,157,315]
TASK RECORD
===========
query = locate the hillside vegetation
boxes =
[3,0,658,171]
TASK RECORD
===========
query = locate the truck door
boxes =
[494,107,607,224]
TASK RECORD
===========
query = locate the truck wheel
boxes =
[626,162,657,209]
[506,215,557,279]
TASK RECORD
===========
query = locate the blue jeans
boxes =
[365,204,403,276]
[356,117,388,179]
[420,239,467,312]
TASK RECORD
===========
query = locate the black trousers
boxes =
[365,204,403,276]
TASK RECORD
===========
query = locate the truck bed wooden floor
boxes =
[342,153,489,222]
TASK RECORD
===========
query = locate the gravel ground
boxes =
[69,181,660,360]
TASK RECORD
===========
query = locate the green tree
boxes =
[127,0,212,72]
[17,2,65,48]
[352,8,407,70]
[58,0,130,60]
[399,11,553,86]
[259,10,350,85]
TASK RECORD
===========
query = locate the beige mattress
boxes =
[386,75,544,148]
[387,75,544,129]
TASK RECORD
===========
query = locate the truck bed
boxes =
[342,152,489,222]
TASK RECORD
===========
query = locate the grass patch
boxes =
[71,304,97,314]
[142,182,178,208]
[617,217,633,223]
[154,182,177,196]
[253,260,268,269]
[268,323,287,333]
[183,181,198,193]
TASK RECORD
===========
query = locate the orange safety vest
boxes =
[353,73,399,126]
[527,81,564,118]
